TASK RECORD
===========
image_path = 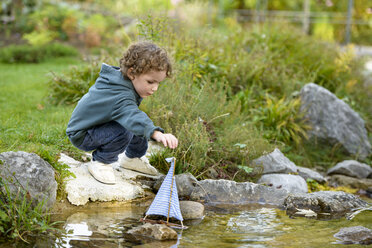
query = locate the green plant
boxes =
[137,13,171,43]
[35,148,75,200]
[47,61,100,105]
[0,178,60,242]
[22,30,57,46]
[250,93,311,146]
[142,77,271,180]
[25,4,81,42]
[149,149,173,174]
[306,178,358,194]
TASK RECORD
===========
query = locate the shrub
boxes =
[26,4,82,42]
[0,43,79,63]
[47,61,100,105]
[243,92,312,146]
[141,77,271,180]
[22,30,57,46]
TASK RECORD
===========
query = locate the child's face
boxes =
[130,70,167,98]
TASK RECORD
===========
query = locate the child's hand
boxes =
[151,131,178,149]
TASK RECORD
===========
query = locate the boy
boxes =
[66,41,178,185]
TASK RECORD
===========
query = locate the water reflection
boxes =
[52,202,180,247]
[63,222,92,245]
[180,207,281,248]
[1,200,370,247]
[54,205,283,247]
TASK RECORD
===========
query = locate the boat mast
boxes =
[167,157,176,224]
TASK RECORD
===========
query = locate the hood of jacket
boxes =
[96,63,142,104]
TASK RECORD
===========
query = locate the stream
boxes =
[1,197,371,248]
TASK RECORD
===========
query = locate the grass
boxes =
[0,56,86,242]
[0,57,84,199]
[0,178,60,242]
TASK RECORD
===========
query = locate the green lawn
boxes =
[0,57,83,159]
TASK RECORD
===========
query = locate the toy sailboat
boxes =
[141,157,187,229]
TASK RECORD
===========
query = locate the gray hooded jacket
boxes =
[66,63,163,147]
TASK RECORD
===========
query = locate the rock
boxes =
[59,153,145,206]
[367,187,372,198]
[327,160,372,179]
[154,173,197,199]
[285,191,369,217]
[328,174,372,190]
[128,223,178,240]
[300,83,371,159]
[190,179,288,207]
[252,148,297,174]
[0,151,57,209]
[258,174,308,193]
[334,226,372,245]
[297,166,326,183]
[180,201,204,219]
[146,141,165,157]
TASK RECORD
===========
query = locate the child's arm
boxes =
[151,131,178,149]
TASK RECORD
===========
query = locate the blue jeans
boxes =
[76,121,148,164]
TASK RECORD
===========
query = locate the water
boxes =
[1,199,371,247]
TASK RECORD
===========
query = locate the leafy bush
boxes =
[22,30,57,46]
[25,4,82,42]
[238,91,312,146]
[0,43,79,63]
[141,78,271,180]
[47,61,100,105]
[22,3,119,48]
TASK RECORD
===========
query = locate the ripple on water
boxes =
[180,207,282,247]
[2,200,370,248]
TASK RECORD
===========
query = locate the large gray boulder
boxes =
[252,148,297,174]
[327,160,372,179]
[285,191,369,217]
[334,226,372,245]
[300,83,371,159]
[190,179,288,207]
[297,166,326,183]
[0,151,57,209]
[258,174,308,193]
[328,175,372,190]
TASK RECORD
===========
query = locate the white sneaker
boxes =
[87,161,116,184]
[118,153,158,175]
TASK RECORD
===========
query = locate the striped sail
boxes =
[145,157,183,222]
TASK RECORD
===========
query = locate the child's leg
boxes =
[77,121,132,164]
[124,135,148,159]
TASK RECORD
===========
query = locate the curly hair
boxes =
[119,41,172,78]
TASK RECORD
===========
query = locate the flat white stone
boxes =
[59,153,145,206]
